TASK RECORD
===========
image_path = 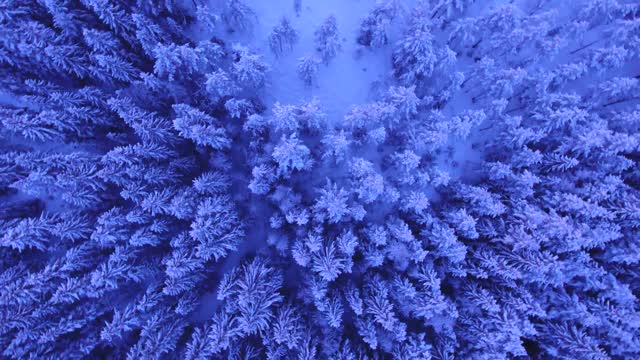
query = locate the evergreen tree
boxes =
[269,17,299,56]
[314,15,342,64]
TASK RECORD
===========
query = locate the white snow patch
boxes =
[259,0,392,123]
[216,0,398,124]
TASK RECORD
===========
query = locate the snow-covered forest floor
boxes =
[199,0,399,123]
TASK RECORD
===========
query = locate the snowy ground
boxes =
[214,0,403,124]
[255,0,392,122]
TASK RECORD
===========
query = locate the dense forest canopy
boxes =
[0,0,639,359]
